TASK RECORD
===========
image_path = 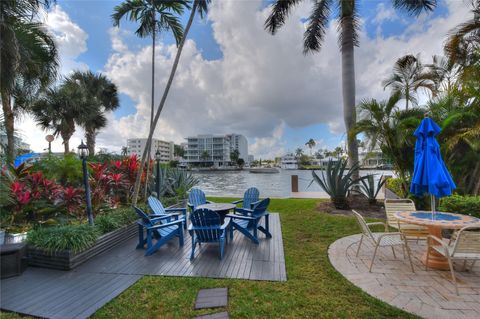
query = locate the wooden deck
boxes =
[1,213,286,319]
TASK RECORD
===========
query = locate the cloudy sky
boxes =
[16,0,471,158]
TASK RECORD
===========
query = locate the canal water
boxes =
[192,169,395,198]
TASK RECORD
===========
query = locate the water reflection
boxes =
[192,169,394,198]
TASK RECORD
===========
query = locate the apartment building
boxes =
[127,138,174,162]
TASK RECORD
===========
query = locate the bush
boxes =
[439,195,480,218]
[109,207,137,226]
[27,224,99,253]
[385,177,407,197]
[95,214,121,234]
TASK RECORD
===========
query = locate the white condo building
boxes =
[184,134,248,166]
[127,138,174,163]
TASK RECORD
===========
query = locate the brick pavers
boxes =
[328,234,480,319]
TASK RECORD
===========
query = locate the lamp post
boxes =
[155,148,161,198]
[45,135,54,154]
[78,140,94,225]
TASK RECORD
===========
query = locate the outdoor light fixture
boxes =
[77,140,94,225]
[155,148,162,161]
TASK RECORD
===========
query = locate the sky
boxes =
[15,0,472,159]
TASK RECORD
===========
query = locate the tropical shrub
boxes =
[310,159,367,209]
[95,214,121,234]
[31,154,83,186]
[357,175,386,204]
[27,224,100,253]
[439,195,480,218]
[153,167,199,202]
[385,177,408,198]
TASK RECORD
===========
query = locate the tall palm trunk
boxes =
[143,24,156,200]
[1,93,15,163]
[132,2,198,205]
[405,88,409,110]
[340,14,359,180]
[85,127,96,155]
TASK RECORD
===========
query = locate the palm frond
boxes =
[392,0,437,16]
[265,0,303,35]
[303,0,332,54]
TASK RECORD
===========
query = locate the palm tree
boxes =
[305,138,316,155]
[382,54,436,110]
[66,71,120,155]
[0,0,58,163]
[200,150,209,167]
[354,92,425,191]
[294,147,303,158]
[425,55,460,95]
[32,85,87,154]
[444,0,480,70]
[121,146,128,157]
[265,0,436,178]
[131,0,211,205]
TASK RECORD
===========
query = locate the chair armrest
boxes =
[220,218,231,230]
[234,207,254,215]
[231,199,243,204]
[150,215,175,223]
[226,213,255,221]
[206,200,214,204]
[165,208,187,214]
[147,219,183,230]
[367,221,388,232]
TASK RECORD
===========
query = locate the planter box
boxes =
[27,223,137,270]
[5,232,28,244]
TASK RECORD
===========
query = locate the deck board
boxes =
[1,213,286,318]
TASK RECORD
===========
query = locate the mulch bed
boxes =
[317,195,386,219]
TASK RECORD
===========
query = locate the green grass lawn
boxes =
[2,198,417,319]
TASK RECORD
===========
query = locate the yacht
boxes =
[280,154,298,170]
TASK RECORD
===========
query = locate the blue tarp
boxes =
[14,153,40,168]
[410,117,456,198]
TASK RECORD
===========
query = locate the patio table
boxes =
[197,203,236,223]
[394,211,480,270]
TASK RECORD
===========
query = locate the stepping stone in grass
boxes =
[193,311,229,319]
[194,288,228,309]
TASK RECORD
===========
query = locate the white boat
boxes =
[280,154,298,169]
[249,168,279,174]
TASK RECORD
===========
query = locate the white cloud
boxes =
[20,0,472,159]
[43,5,89,74]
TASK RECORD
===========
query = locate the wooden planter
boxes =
[27,223,137,270]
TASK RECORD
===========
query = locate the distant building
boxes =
[0,134,30,154]
[319,156,340,168]
[248,155,254,163]
[358,146,390,169]
[127,138,174,163]
[280,154,298,170]
[184,133,248,166]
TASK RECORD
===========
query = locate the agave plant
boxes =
[152,167,199,202]
[310,159,367,209]
[357,175,386,204]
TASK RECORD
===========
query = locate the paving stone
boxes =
[194,311,229,319]
[195,288,228,309]
[329,234,480,319]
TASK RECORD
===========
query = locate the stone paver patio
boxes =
[329,234,480,319]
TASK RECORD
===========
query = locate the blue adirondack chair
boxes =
[227,198,272,244]
[232,187,260,209]
[187,188,212,212]
[188,209,230,260]
[134,206,184,256]
[148,196,187,229]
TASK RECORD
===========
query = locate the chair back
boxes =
[134,206,153,226]
[243,187,260,209]
[188,188,207,209]
[251,198,270,216]
[190,209,223,242]
[352,210,375,241]
[148,196,166,215]
[452,224,480,257]
[384,198,416,226]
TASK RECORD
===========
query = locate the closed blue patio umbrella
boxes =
[410,116,456,213]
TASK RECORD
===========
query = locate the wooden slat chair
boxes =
[188,209,230,260]
[134,206,184,256]
[227,198,272,244]
[384,199,429,240]
[187,188,212,212]
[232,187,260,209]
[426,224,480,295]
[148,196,187,229]
[352,210,415,272]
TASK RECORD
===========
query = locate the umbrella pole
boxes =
[431,194,436,216]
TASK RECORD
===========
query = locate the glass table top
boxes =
[410,212,462,221]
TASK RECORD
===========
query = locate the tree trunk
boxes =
[340,11,359,180]
[144,23,156,201]
[85,127,96,155]
[61,119,75,155]
[132,2,198,205]
[1,93,15,163]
